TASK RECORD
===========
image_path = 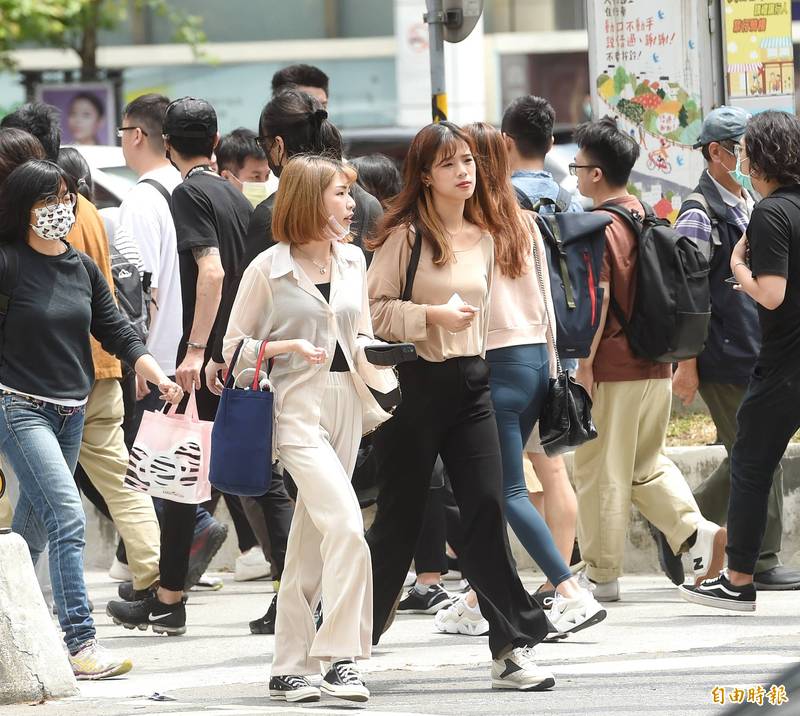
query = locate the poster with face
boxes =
[36,83,115,146]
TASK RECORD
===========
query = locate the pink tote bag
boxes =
[124,390,212,504]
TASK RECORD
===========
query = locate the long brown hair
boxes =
[368,122,491,266]
[464,122,530,279]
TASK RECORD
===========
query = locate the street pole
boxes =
[425,0,447,123]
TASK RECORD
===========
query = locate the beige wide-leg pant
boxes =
[79,379,160,590]
[573,378,700,583]
[270,372,372,676]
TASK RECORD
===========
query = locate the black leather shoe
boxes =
[753,565,800,591]
[649,523,685,586]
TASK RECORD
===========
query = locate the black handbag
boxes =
[530,227,598,457]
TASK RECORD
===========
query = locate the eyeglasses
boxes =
[116,126,148,138]
[38,193,77,211]
[568,163,603,176]
[255,135,273,151]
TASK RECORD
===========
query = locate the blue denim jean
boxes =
[0,393,95,653]
[486,343,573,587]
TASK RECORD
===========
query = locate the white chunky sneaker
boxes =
[69,640,133,680]
[234,547,271,582]
[433,597,489,636]
[688,519,727,584]
[546,589,607,635]
[589,577,620,602]
[491,647,555,691]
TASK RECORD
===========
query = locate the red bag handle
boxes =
[253,341,268,390]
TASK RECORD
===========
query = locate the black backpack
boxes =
[597,202,711,363]
[107,239,151,342]
[515,185,611,359]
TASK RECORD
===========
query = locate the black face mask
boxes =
[267,154,282,178]
[165,145,180,173]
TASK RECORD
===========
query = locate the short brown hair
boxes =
[271,154,356,245]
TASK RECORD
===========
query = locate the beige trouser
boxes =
[270,372,372,676]
[573,378,700,583]
[80,379,160,590]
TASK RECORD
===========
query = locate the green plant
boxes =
[0,0,205,78]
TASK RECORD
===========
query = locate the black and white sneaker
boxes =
[491,647,556,691]
[249,594,277,635]
[321,660,369,702]
[679,570,757,612]
[106,593,186,635]
[269,674,320,703]
[397,584,452,614]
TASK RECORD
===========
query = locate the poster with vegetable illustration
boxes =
[589,0,706,222]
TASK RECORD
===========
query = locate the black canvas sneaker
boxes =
[269,674,320,703]
[106,593,186,635]
[249,594,277,635]
[679,570,757,612]
[321,660,369,702]
[397,584,452,614]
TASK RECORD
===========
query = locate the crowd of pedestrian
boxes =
[0,62,798,700]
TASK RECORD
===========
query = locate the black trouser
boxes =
[250,471,293,579]
[728,360,800,574]
[414,461,462,574]
[367,356,547,658]
[203,490,258,554]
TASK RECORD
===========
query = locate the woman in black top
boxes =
[680,111,800,612]
[0,160,182,679]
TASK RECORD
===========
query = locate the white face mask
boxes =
[241,181,270,208]
[31,203,76,241]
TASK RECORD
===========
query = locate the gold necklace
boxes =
[296,246,331,275]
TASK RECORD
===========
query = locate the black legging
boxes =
[367,356,547,658]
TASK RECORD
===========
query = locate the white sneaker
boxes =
[589,578,620,602]
[234,547,271,582]
[433,597,489,636]
[69,640,133,680]
[108,557,131,582]
[547,589,607,635]
[491,647,555,691]
[689,519,727,584]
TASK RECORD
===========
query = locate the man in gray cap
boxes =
[659,106,800,590]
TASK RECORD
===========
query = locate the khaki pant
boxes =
[573,378,700,583]
[271,373,372,676]
[80,379,160,590]
[0,483,11,529]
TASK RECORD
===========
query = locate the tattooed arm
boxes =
[175,246,225,392]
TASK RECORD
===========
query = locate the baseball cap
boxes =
[162,97,217,138]
[693,106,750,149]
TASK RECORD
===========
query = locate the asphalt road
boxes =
[3,572,798,716]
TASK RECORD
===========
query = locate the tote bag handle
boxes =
[223,339,270,390]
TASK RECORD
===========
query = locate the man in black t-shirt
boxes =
[680,111,800,613]
[106,97,253,637]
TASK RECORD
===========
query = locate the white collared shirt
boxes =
[223,241,395,449]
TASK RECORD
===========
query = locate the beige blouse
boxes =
[223,241,397,450]
[367,226,494,362]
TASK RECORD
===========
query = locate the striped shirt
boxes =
[674,171,752,261]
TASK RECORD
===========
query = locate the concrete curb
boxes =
[0,531,78,705]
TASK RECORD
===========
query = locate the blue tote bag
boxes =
[209,340,274,496]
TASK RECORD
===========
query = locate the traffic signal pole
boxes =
[425,0,448,122]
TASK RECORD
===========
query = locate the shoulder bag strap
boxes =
[0,244,19,317]
[139,178,174,218]
[514,185,535,211]
[555,186,572,213]
[530,231,562,376]
[401,224,423,302]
